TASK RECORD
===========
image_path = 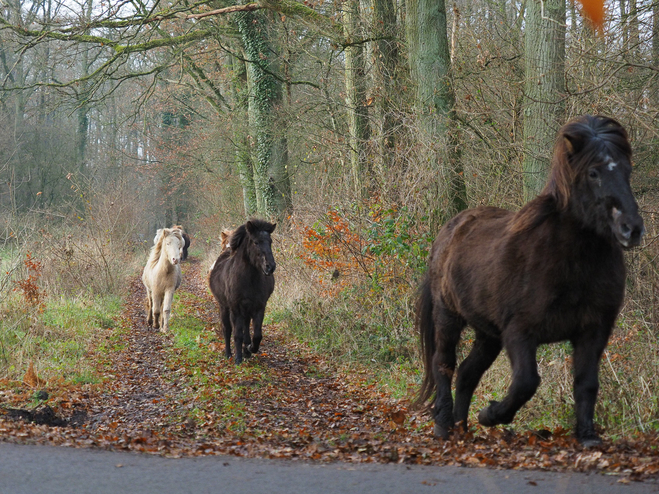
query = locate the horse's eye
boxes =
[588,168,600,181]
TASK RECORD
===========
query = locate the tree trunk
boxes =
[522,0,566,201]
[237,138,258,217]
[237,11,292,220]
[371,0,399,173]
[76,0,93,174]
[342,0,370,195]
[406,0,467,225]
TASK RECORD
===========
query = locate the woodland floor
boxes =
[2,257,659,483]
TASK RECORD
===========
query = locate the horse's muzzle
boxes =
[612,207,644,248]
[263,264,276,276]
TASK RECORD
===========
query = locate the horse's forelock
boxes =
[232,219,275,249]
[545,115,630,211]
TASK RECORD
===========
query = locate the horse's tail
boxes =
[413,274,435,410]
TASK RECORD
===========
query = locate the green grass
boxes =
[270,287,420,402]
[0,294,122,386]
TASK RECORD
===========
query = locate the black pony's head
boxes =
[545,115,644,248]
[230,219,277,275]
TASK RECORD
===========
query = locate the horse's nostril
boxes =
[620,223,632,239]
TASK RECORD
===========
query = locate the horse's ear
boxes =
[266,223,276,234]
[564,137,574,156]
[563,134,584,158]
[245,221,256,235]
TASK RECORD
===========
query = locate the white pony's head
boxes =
[152,228,183,266]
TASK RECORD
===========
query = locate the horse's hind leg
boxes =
[432,305,465,439]
[478,334,539,427]
[572,329,610,446]
[247,310,265,354]
[145,287,153,327]
[453,331,502,431]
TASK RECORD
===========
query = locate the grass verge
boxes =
[0,294,122,392]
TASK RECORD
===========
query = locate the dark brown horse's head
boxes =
[231,219,277,276]
[545,115,644,248]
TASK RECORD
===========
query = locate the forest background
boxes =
[1,0,659,438]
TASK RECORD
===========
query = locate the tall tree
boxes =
[342,0,370,195]
[237,10,292,220]
[371,0,400,172]
[75,0,94,174]
[522,0,566,201]
[406,0,467,223]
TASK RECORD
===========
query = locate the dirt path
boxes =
[2,257,659,481]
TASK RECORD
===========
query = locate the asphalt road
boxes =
[1,442,657,494]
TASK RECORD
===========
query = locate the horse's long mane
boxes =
[512,115,631,232]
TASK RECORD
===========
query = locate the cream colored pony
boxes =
[142,228,184,333]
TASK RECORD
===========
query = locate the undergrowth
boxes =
[0,294,121,386]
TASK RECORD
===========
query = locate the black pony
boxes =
[208,219,276,364]
[415,115,644,446]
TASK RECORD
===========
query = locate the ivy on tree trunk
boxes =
[236,10,292,220]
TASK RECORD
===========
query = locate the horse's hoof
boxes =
[478,401,499,427]
[455,419,469,433]
[577,433,602,448]
[433,423,451,440]
[247,344,258,354]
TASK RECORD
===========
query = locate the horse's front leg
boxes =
[432,305,464,439]
[151,292,163,330]
[572,328,610,446]
[221,307,232,359]
[231,312,247,365]
[161,289,175,333]
[247,310,264,354]
[242,317,253,359]
[453,332,502,431]
[478,334,539,427]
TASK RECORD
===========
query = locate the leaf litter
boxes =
[1,258,659,482]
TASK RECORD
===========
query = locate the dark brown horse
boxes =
[416,115,644,446]
[208,219,276,364]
